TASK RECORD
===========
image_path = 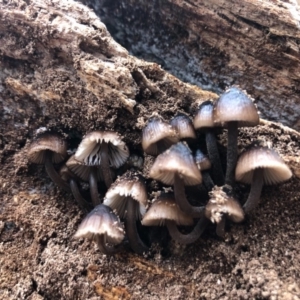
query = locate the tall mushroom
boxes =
[27,132,69,191]
[213,87,259,186]
[149,142,203,217]
[194,100,224,186]
[74,204,124,255]
[142,194,208,244]
[103,171,149,255]
[235,144,292,213]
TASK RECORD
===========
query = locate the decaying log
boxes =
[85,0,300,130]
[1,1,300,300]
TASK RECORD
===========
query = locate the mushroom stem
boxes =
[225,121,238,186]
[206,131,224,186]
[89,167,99,207]
[44,151,70,191]
[243,168,264,213]
[174,173,204,218]
[215,216,226,238]
[166,216,208,244]
[125,199,149,255]
[69,179,91,212]
[101,142,113,189]
[202,172,214,192]
[96,235,122,255]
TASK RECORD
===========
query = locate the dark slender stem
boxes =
[125,199,149,255]
[166,216,209,244]
[225,121,239,186]
[69,179,91,212]
[206,131,224,186]
[174,173,204,218]
[44,152,70,191]
[96,235,121,255]
[216,216,226,238]
[89,167,99,207]
[202,172,214,192]
[101,142,113,189]
[243,168,264,213]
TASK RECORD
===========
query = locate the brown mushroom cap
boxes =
[235,146,292,185]
[28,132,67,164]
[170,113,196,140]
[75,131,129,168]
[149,142,202,186]
[142,117,179,155]
[141,194,193,226]
[193,100,214,129]
[194,149,211,171]
[74,204,125,244]
[213,86,259,128]
[205,185,244,223]
[103,171,148,219]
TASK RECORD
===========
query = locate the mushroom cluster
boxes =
[27,86,292,255]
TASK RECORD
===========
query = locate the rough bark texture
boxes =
[85,0,300,130]
[1,0,300,299]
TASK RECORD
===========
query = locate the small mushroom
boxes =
[205,185,244,238]
[27,132,69,191]
[213,87,259,186]
[194,100,224,186]
[170,113,196,142]
[103,171,149,255]
[235,144,292,213]
[149,142,203,217]
[74,204,124,254]
[142,116,179,155]
[142,194,208,244]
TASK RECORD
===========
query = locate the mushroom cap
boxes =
[74,204,125,244]
[66,155,104,182]
[213,86,259,128]
[27,132,67,164]
[141,194,193,226]
[193,100,214,129]
[149,142,202,186]
[235,145,292,185]
[170,113,196,140]
[205,185,244,223]
[194,149,211,171]
[103,171,148,219]
[142,117,179,155]
[75,131,129,168]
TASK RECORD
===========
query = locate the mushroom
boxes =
[103,171,149,255]
[142,116,179,155]
[74,131,129,202]
[235,143,292,213]
[74,204,125,255]
[213,87,259,186]
[205,185,244,238]
[170,113,196,142]
[149,142,204,217]
[27,132,69,191]
[142,194,208,244]
[194,149,214,191]
[193,100,224,186]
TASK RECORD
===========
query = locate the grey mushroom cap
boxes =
[213,86,259,128]
[28,132,67,164]
[142,117,179,155]
[235,146,292,185]
[74,204,125,244]
[75,131,129,168]
[149,142,202,186]
[205,185,244,223]
[170,113,196,140]
[141,194,193,227]
[194,149,212,171]
[103,171,148,219]
[193,100,214,129]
